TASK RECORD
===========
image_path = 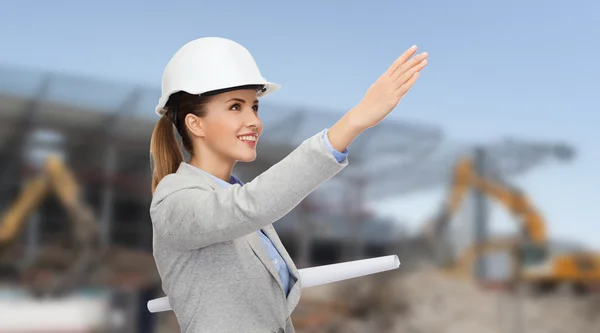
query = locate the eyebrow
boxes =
[227,98,259,104]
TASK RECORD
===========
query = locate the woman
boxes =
[149,37,428,333]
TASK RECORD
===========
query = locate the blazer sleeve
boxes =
[150,130,348,251]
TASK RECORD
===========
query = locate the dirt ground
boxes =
[294,263,600,333]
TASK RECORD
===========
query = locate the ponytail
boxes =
[150,115,184,194]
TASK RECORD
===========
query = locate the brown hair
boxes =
[149,91,211,193]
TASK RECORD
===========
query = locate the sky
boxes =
[0,0,598,249]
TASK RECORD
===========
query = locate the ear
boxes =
[184,114,205,138]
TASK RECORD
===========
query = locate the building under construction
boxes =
[0,64,444,268]
[0,65,581,332]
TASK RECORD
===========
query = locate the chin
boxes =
[236,153,257,163]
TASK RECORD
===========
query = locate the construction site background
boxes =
[1,65,596,332]
[1,3,599,332]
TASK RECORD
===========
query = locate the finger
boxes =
[385,45,418,75]
[395,71,420,96]
[395,58,428,87]
[392,52,428,79]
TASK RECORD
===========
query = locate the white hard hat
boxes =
[155,37,280,116]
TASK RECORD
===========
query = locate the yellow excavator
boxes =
[423,157,600,295]
[0,155,100,297]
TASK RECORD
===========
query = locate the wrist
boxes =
[345,106,371,132]
[327,112,365,152]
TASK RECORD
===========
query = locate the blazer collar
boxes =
[176,162,243,189]
[176,162,218,188]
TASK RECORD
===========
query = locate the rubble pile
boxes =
[392,264,600,333]
[296,263,600,333]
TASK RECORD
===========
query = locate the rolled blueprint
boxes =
[147,254,400,313]
[147,296,173,313]
[298,254,400,288]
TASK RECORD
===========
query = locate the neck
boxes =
[189,152,235,183]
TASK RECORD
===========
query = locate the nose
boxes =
[244,109,261,129]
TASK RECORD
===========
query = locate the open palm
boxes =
[353,45,428,129]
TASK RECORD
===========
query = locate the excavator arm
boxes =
[425,158,474,239]
[421,158,475,266]
[0,156,99,296]
[0,171,52,254]
[474,178,546,245]
[426,157,548,247]
[45,157,98,247]
[423,156,552,274]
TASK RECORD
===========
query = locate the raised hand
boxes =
[351,45,428,129]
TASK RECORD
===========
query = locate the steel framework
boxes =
[0,65,442,258]
[0,64,576,268]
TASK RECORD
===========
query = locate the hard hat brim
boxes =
[155,81,280,116]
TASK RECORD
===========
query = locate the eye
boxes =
[252,104,259,113]
[229,103,241,111]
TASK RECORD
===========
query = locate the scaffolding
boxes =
[0,65,444,267]
[0,64,577,267]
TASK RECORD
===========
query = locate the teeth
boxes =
[238,135,256,142]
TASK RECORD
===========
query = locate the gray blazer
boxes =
[150,131,348,333]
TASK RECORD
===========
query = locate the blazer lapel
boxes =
[245,231,285,293]
[177,162,301,313]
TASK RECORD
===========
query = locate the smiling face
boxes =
[186,88,262,166]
